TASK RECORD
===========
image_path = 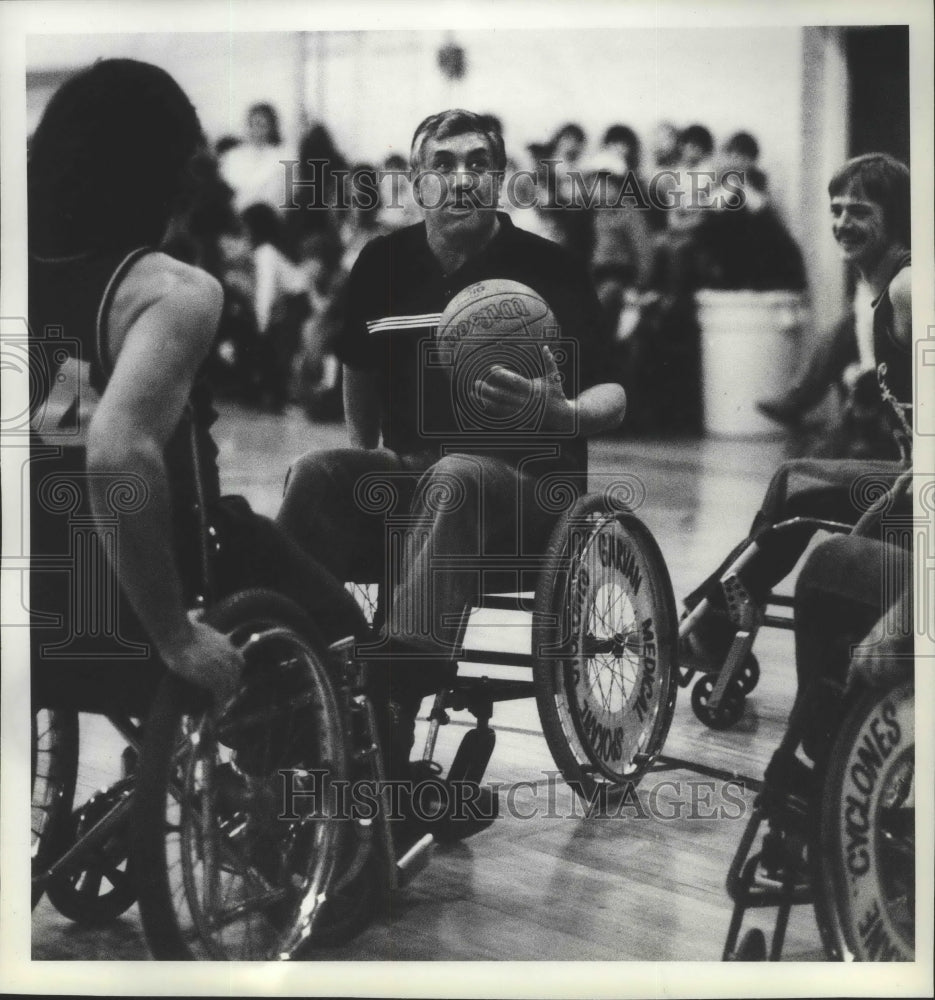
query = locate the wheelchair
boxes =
[31,583,441,960]
[679,414,913,731]
[722,674,915,962]
[676,513,854,731]
[347,487,681,807]
[721,463,916,961]
[27,446,427,959]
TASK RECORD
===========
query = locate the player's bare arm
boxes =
[87,254,242,702]
[888,265,912,349]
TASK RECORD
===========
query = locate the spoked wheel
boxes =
[814,678,915,961]
[45,780,137,924]
[31,707,79,909]
[132,590,352,960]
[533,495,679,803]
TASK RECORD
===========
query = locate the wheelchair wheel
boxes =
[31,707,79,909]
[45,780,136,925]
[813,678,914,961]
[131,589,351,960]
[533,495,679,801]
[691,674,745,730]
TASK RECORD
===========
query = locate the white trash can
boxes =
[695,289,806,439]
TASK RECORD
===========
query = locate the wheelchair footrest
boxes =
[447,726,496,785]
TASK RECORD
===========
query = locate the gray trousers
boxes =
[277,447,559,663]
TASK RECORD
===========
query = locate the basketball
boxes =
[436,280,561,431]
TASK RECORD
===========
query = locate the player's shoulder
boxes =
[120,252,222,312]
[889,262,911,303]
[107,252,223,350]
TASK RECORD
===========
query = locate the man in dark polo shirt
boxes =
[278,110,626,824]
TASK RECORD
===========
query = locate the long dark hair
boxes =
[28,58,204,255]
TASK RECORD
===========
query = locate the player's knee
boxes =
[423,453,487,510]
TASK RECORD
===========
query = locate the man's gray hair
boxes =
[409,109,507,173]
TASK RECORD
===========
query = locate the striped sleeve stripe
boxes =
[366,313,442,335]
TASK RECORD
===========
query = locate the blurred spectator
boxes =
[539,122,592,261]
[295,231,348,421]
[215,134,242,159]
[162,148,239,279]
[678,123,715,171]
[287,121,348,247]
[647,120,681,231]
[651,120,680,170]
[696,131,805,292]
[623,123,718,436]
[720,130,768,202]
[379,152,421,231]
[339,163,392,271]
[509,144,560,240]
[241,202,310,411]
[219,102,293,214]
[589,125,654,351]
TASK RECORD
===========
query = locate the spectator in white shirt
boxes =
[241,202,309,410]
[220,103,294,215]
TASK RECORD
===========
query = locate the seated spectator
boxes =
[696,130,806,292]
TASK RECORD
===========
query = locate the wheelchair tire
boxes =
[532,495,679,801]
[45,781,136,925]
[691,674,745,731]
[737,654,760,695]
[813,677,914,962]
[31,707,79,910]
[727,927,767,961]
[131,589,352,960]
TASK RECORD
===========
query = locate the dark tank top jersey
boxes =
[28,247,220,597]
[872,249,912,410]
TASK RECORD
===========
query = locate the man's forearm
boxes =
[570,382,627,436]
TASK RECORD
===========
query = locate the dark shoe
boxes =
[404,763,498,844]
[679,604,735,671]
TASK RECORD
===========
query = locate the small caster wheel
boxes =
[45,784,136,925]
[691,674,745,730]
[737,655,760,695]
[728,928,767,961]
